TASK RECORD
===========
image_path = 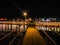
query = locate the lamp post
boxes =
[23,11,27,30]
[23,11,27,24]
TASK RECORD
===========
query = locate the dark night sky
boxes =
[0,0,60,18]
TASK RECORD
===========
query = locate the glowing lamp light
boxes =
[23,12,27,17]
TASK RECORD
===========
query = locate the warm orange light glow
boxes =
[29,18,32,21]
[23,11,27,17]
[0,18,7,20]
[4,18,7,20]
[0,18,4,20]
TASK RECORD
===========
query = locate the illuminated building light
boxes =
[42,19,45,21]
[55,27,57,31]
[12,25,17,31]
[47,27,49,30]
[36,26,40,30]
[25,25,27,30]
[48,28,50,31]
[46,19,51,21]
[0,24,3,30]
[4,18,7,20]
[57,28,60,32]
[20,25,24,30]
[3,24,5,30]
[0,18,4,20]
[51,27,54,30]
[8,25,11,30]
[41,27,46,30]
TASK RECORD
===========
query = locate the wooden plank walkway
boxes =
[22,27,46,45]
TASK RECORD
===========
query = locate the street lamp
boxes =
[23,11,28,30]
[23,11,27,24]
[23,12,27,20]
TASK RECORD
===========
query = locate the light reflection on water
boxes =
[0,24,28,32]
[35,26,60,32]
[0,24,60,32]
[0,24,3,30]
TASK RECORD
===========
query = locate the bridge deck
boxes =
[22,27,46,45]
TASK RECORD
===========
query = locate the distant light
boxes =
[0,18,4,20]
[24,12,27,16]
[20,25,24,30]
[4,18,7,20]
[42,19,45,21]
[23,11,27,17]
[42,19,50,21]
[29,18,32,21]
[46,19,50,21]
[0,18,7,21]
[49,18,56,21]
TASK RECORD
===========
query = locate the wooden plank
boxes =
[22,30,30,45]
[22,27,46,45]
